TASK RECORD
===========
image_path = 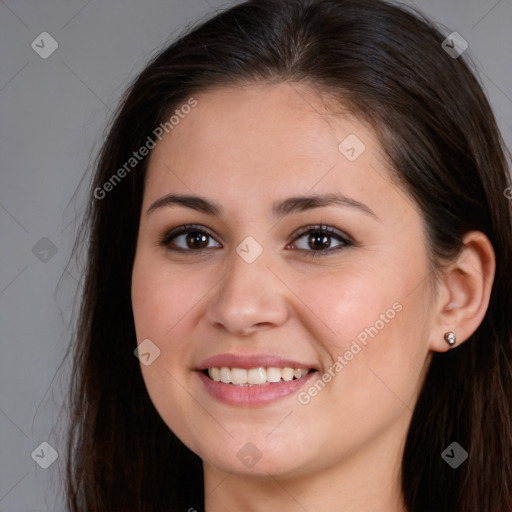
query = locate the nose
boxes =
[204,246,289,336]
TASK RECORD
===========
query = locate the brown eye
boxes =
[289,224,353,257]
[183,231,209,249]
[160,223,352,257]
[160,225,221,252]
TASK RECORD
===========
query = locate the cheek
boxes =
[291,260,428,410]
[131,256,207,451]
[131,253,206,340]
[291,263,406,349]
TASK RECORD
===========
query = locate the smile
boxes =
[205,366,312,385]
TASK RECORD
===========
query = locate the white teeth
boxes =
[266,367,282,383]
[281,367,294,381]
[247,368,266,384]
[231,368,247,384]
[206,366,311,385]
[209,367,221,382]
[219,367,231,383]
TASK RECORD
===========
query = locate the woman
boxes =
[65,0,512,510]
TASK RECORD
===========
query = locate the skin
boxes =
[131,82,495,512]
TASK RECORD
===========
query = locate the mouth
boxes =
[202,367,317,386]
[196,354,320,405]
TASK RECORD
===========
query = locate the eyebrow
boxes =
[146,192,378,219]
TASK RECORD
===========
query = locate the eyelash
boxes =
[159,223,353,257]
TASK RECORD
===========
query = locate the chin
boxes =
[209,454,307,479]
[197,436,317,479]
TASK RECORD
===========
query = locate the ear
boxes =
[429,231,495,352]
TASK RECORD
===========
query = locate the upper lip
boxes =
[197,353,318,371]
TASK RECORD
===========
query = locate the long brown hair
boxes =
[65,0,512,510]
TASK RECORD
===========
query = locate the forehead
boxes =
[143,82,413,223]
[152,81,375,164]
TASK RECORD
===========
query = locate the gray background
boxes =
[1,0,511,510]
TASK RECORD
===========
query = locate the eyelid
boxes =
[159,223,218,247]
[291,223,352,242]
[159,223,354,255]
[286,223,353,256]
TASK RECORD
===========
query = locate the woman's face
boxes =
[131,82,436,479]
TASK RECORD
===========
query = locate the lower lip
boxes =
[196,370,317,406]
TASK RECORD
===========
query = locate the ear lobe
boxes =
[430,231,495,353]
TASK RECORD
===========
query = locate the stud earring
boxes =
[444,331,456,346]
